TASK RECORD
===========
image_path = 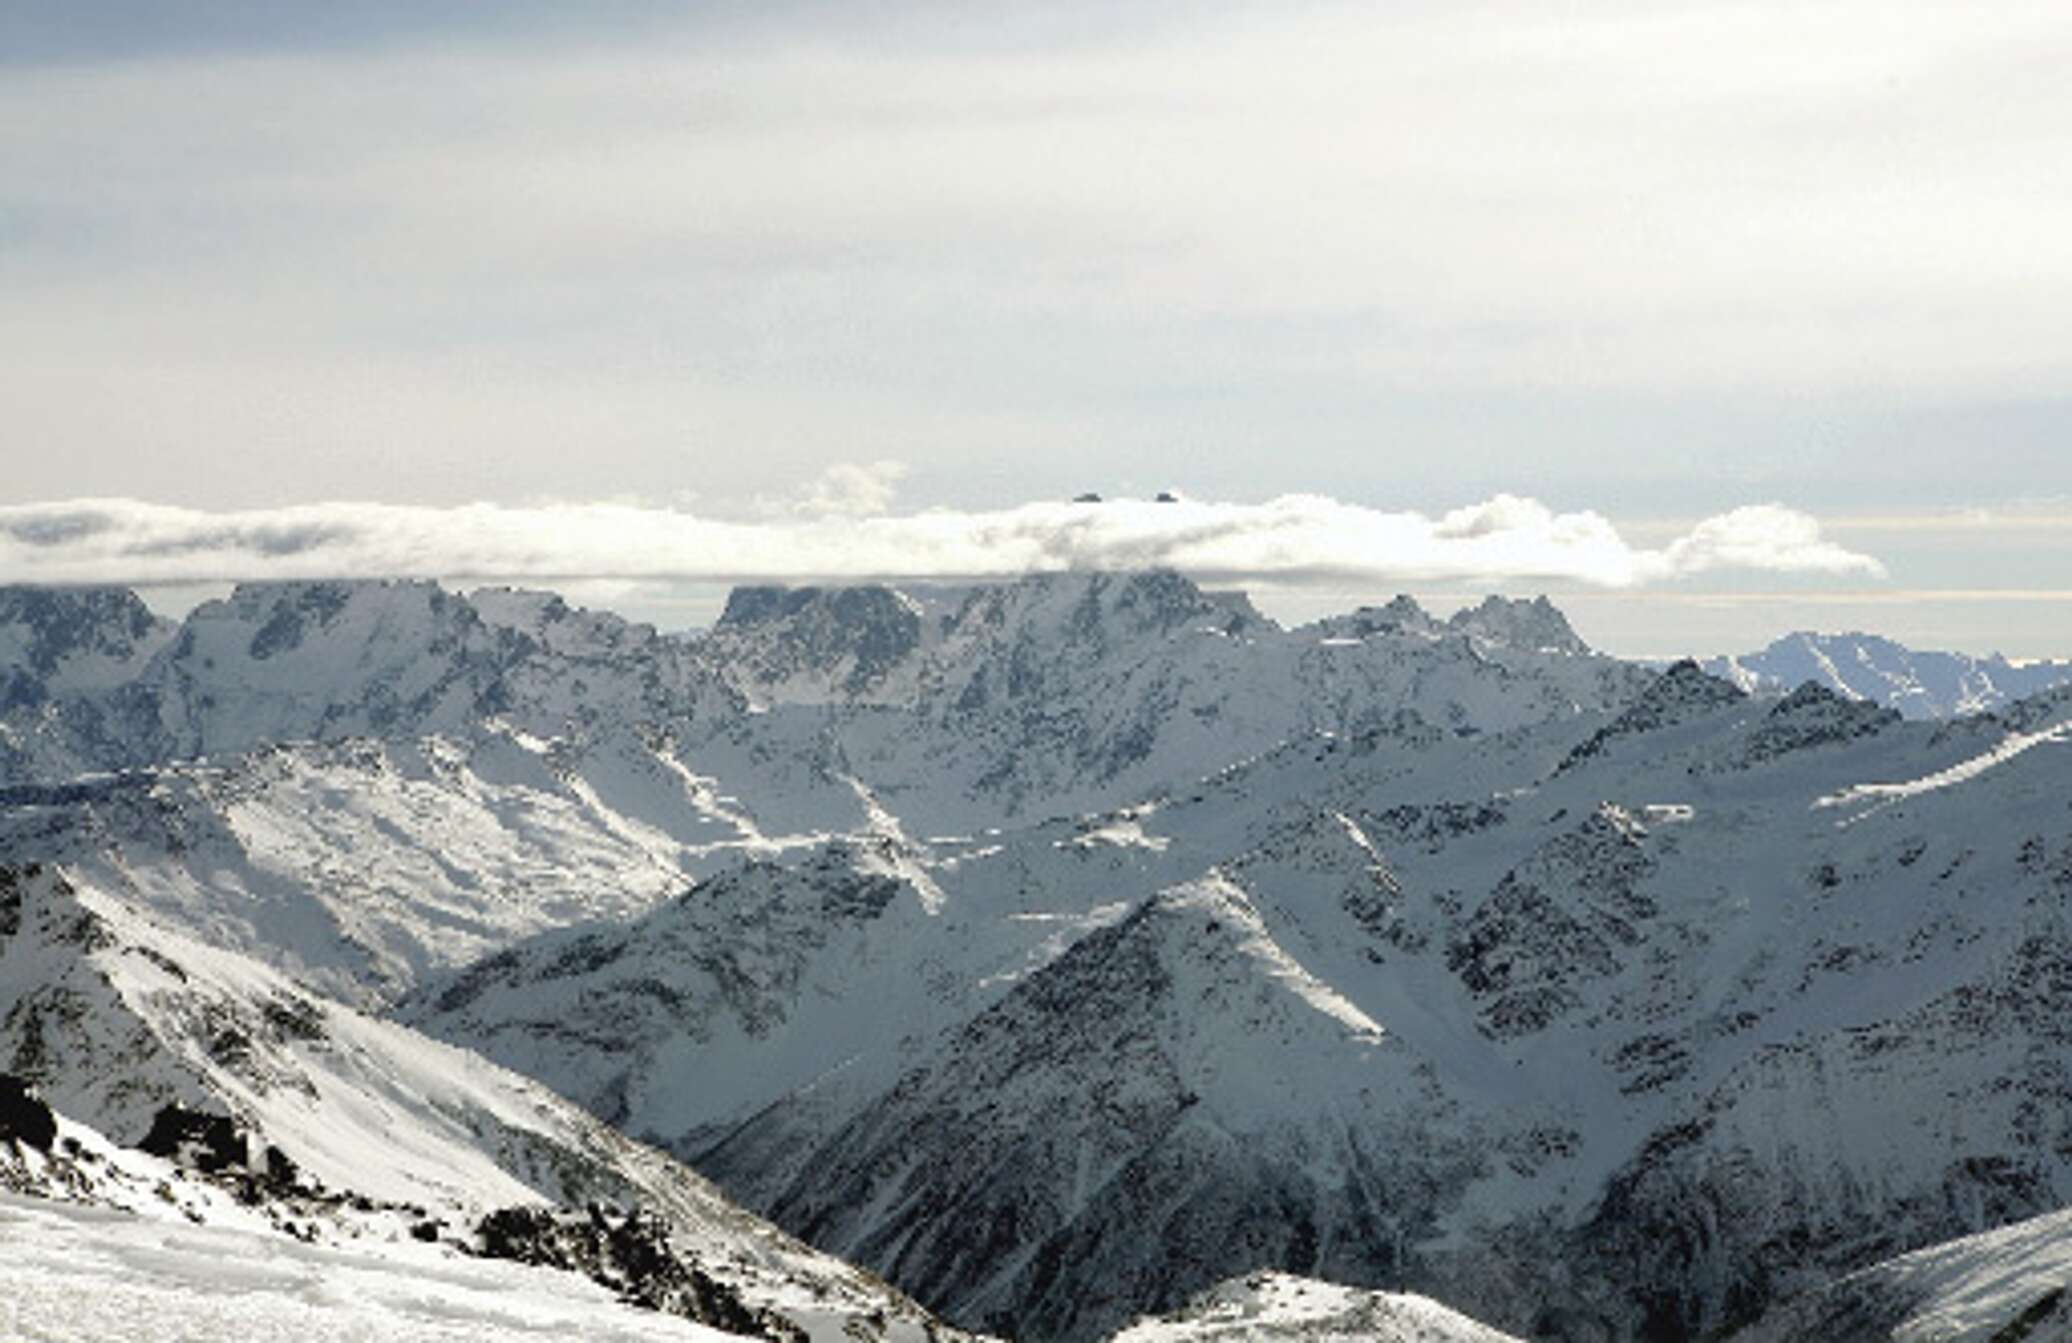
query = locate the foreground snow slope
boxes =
[0,1192,740,1343]
[0,863,974,1343]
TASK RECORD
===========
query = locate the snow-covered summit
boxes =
[150,579,496,750]
[1708,630,2072,720]
[709,583,934,701]
[1306,594,1588,656]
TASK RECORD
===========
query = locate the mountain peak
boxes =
[955,569,1266,644]
[197,579,468,662]
[710,583,927,697]
[1308,594,1444,641]
[1706,631,2072,721]
[1560,659,1746,770]
[1640,657,1747,709]
[1446,594,1591,656]
[0,585,172,702]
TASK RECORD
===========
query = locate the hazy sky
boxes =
[4,1,2070,654]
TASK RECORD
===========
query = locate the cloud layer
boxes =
[0,493,1884,591]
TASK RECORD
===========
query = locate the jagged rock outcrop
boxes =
[1447,595,1592,656]
[1306,594,1447,642]
[0,1073,57,1152]
[1559,659,1748,770]
[0,586,172,708]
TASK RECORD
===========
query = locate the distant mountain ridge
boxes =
[1706,630,2072,720]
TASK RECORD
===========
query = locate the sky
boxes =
[3,0,2070,655]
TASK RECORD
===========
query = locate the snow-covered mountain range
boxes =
[2,573,2066,1342]
[1706,630,2072,720]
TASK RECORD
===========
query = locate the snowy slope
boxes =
[0,726,786,1006]
[1708,631,2072,720]
[0,863,980,1343]
[0,1191,743,1343]
[1734,1203,2072,1343]
[1109,1271,1523,1343]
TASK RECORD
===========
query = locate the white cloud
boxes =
[1653,504,1888,580]
[0,493,1883,590]
[794,460,909,517]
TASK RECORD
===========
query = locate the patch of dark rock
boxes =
[0,866,23,938]
[125,943,189,982]
[262,994,327,1043]
[1365,801,1506,852]
[476,1203,798,1340]
[1988,1287,2067,1343]
[0,1073,58,1152]
[138,1103,248,1174]
[1558,659,1745,771]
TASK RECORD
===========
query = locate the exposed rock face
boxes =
[714,584,928,698]
[1447,804,1657,1039]
[137,1104,249,1174]
[1730,680,1901,767]
[476,1203,789,1338]
[1559,659,1748,769]
[1306,595,1446,642]
[0,1073,57,1152]
[702,875,1483,1343]
[0,586,172,708]
[1446,595,1592,656]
